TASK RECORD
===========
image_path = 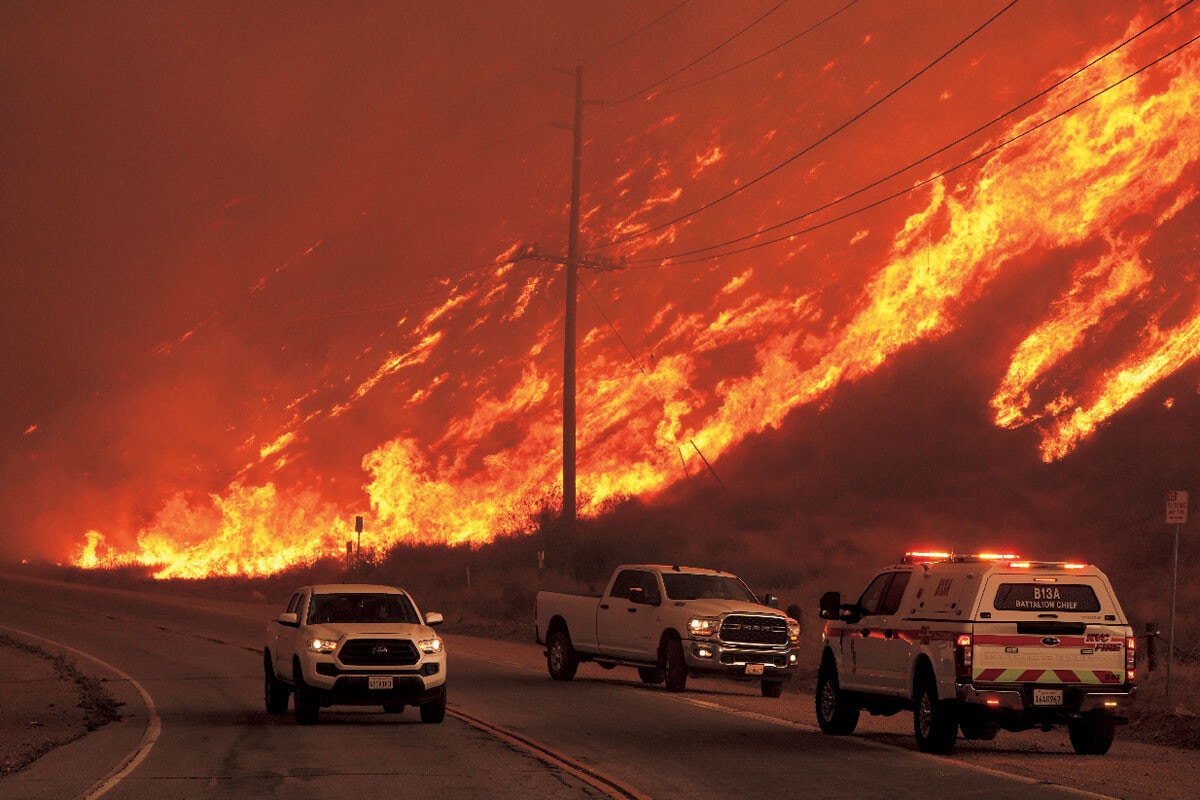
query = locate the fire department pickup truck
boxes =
[264,584,447,725]
[535,564,800,696]
[816,552,1136,754]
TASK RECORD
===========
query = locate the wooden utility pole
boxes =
[514,67,622,532]
[563,65,583,530]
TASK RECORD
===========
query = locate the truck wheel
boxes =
[638,666,665,685]
[664,638,688,693]
[263,655,290,715]
[293,664,319,726]
[914,678,957,754]
[420,686,447,724]
[1068,718,1116,755]
[761,680,784,698]
[547,629,579,681]
[815,664,859,735]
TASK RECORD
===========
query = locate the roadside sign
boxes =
[1166,491,1188,524]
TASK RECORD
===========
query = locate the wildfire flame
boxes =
[72,6,1200,578]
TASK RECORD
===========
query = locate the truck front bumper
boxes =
[684,639,799,679]
[303,659,446,707]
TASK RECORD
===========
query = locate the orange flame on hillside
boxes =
[73,7,1200,578]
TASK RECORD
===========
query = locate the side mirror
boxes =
[277,611,299,628]
[819,591,841,620]
[763,593,779,609]
[424,611,444,627]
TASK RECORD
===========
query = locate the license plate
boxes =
[368,676,393,690]
[1033,688,1063,706]
[744,663,765,676]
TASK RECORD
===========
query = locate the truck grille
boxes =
[339,638,419,666]
[719,615,789,646]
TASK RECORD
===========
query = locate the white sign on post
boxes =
[1167,491,1188,524]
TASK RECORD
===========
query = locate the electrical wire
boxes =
[591,0,1022,252]
[625,23,1200,268]
[604,0,794,108]
[622,0,1198,266]
[635,0,863,104]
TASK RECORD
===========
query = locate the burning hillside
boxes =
[3,2,1198,579]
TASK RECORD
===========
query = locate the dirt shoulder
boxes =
[0,635,122,776]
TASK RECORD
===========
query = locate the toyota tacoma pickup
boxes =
[816,552,1136,754]
[535,564,800,696]
[264,583,447,724]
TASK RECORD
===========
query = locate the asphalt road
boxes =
[1,573,1195,800]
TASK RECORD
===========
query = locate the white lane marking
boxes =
[451,642,1120,800]
[0,625,162,800]
[449,706,652,800]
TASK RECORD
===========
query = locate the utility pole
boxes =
[512,67,623,534]
[564,64,583,530]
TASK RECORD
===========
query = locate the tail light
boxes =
[954,634,973,680]
[1125,636,1136,683]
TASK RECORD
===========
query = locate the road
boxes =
[1,572,1195,799]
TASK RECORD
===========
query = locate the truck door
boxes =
[847,570,912,695]
[272,590,307,674]
[596,569,662,660]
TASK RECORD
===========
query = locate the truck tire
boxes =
[547,628,579,681]
[761,679,784,698]
[263,654,290,715]
[420,686,447,724]
[293,664,319,725]
[664,637,688,693]
[815,663,859,735]
[638,666,665,685]
[914,677,958,754]
[1068,718,1116,755]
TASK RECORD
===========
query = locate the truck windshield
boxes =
[307,593,420,624]
[661,574,757,602]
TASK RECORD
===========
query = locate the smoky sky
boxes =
[2,0,1198,579]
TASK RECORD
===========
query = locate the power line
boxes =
[579,278,724,488]
[583,0,694,63]
[630,23,1200,268]
[590,0,1022,252]
[624,0,1198,266]
[604,0,793,108]
[634,0,863,104]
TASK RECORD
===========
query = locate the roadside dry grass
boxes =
[0,634,122,776]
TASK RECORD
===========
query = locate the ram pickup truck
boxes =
[535,564,800,696]
[264,583,447,725]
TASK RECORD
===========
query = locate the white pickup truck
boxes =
[264,583,447,725]
[816,552,1136,754]
[534,564,800,696]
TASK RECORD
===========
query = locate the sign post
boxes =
[1165,491,1187,706]
[355,515,365,582]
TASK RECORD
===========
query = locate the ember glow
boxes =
[3,2,1198,577]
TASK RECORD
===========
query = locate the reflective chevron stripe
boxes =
[974,667,1123,684]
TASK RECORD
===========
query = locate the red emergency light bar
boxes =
[902,551,1021,564]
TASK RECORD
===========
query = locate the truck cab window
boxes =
[856,573,893,616]
[610,570,646,601]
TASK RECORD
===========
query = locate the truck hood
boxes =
[674,599,785,618]
[304,622,435,639]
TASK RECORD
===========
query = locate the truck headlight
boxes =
[307,638,337,654]
[688,616,720,638]
[787,617,800,645]
[418,635,443,655]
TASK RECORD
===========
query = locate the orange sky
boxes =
[2,1,1198,577]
